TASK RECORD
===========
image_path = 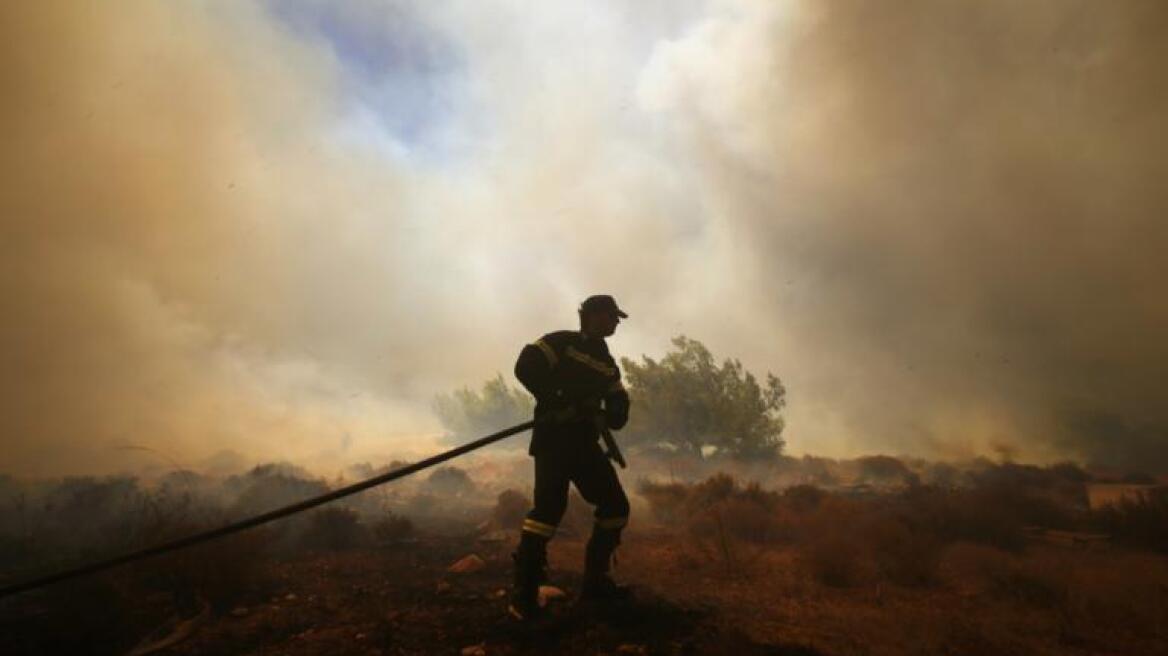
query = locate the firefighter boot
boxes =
[581,526,631,602]
[508,532,548,621]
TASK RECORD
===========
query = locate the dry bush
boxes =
[298,507,370,551]
[798,506,943,588]
[797,493,945,588]
[1091,486,1168,552]
[0,533,33,572]
[9,513,275,653]
[640,472,782,522]
[404,491,438,517]
[890,485,1026,551]
[1057,552,1168,646]
[106,494,278,613]
[372,510,414,542]
[35,476,145,556]
[686,472,739,507]
[781,484,826,513]
[971,549,1068,608]
[143,526,275,611]
[802,525,868,587]
[945,543,1168,648]
[921,461,965,487]
[641,473,791,569]
[686,496,794,546]
[490,489,530,530]
[26,576,161,654]
[867,515,945,587]
[942,542,1014,588]
[424,466,476,497]
[228,468,330,518]
[966,462,1086,529]
[799,497,872,587]
[798,455,842,486]
[637,480,690,523]
[82,483,276,612]
[951,544,1114,601]
[927,614,1020,656]
[855,455,917,485]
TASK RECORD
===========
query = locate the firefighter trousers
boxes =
[521,439,629,541]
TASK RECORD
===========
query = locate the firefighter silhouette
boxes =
[509,294,632,620]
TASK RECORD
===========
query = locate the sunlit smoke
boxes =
[2,1,1165,477]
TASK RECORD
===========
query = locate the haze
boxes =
[3,1,1165,477]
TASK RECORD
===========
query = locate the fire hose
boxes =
[0,419,536,600]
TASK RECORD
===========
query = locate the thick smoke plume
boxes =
[2,1,1166,476]
[638,0,1168,467]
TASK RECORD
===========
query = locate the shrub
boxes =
[432,374,534,442]
[984,557,1068,608]
[638,480,691,523]
[797,496,871,587]
[781,484,826,513]
[891,485,1026,551]
[686,495,793,546]
[687,472,740,508]
[41,476,144,549]
[856,455,914,485]
[137,522,275,612]
[867,515,943,586]
[640,473,782,523]
[798,455,841,486]
[299,507,369,551]
[1091,486,1168,552]
[227,466,330,517]
[967,462,1087,527]
[491,489,530,530]
[802,523,868,587]
[372,511,414,542]
[946,542,1067,607]
[424,466,476,497]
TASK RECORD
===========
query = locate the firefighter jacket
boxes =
[514,330,630,456]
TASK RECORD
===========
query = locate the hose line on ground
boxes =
[0,419,536,600]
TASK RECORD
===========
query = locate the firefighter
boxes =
[509,294,632,621]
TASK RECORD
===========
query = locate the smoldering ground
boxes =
[0,451,1134,581]
[3,452,1167,654]
[2,1,1167,477]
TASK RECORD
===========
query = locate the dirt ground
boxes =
[2,532,813,656]
[166,535,810,656]
[3,526,1167,655]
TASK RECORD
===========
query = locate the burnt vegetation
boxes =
[633,463,1168,653]
[1,451,1167,654]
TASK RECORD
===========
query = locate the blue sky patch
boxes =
[267,1,468,159]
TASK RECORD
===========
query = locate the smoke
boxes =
[636,0,1168,466]
[2,1,1165,476]
[1,1,435,475]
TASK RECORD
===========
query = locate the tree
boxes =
[619,336,786,460]
[432,337,786,460]
[432,373,534,443]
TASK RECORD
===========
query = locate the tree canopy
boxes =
[432,336,786,460]
[619,336,786,460]
[432,374,533,443]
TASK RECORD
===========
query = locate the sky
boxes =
[2,0,1166,477]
